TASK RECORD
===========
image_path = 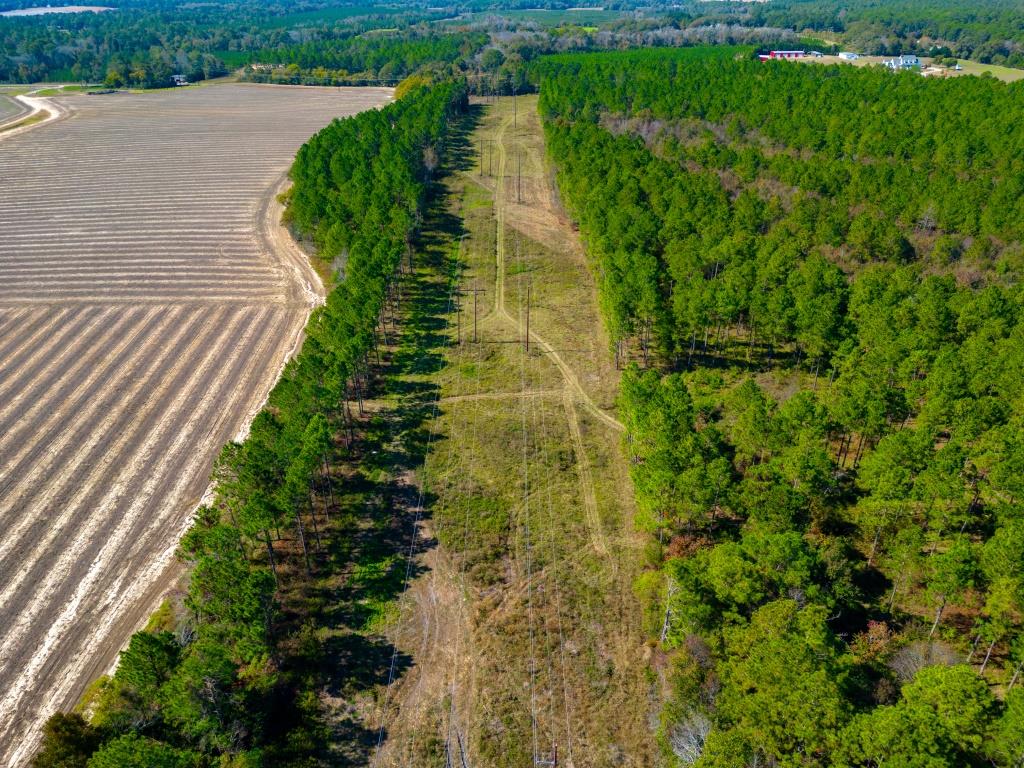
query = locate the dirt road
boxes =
[0,83,391,765]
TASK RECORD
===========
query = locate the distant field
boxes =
[469,7,627,25]
[265,3,393,27]
[953,57,1024,82]
[0,83,391,766]
[808,53,1024,83]
[0,4,111,15]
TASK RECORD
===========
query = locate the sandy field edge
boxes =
[100,174,326,673]
[0,94,70,141]
[10,173,327,764]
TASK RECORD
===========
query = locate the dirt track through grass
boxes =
[0,83,391,766]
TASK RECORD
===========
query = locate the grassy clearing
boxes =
[1,84,94,96]
[213,50,253,68]
[484,95,622,411]
[952,57,1024,81]
[368,97,652,768]
[29,86,89,96]
[431,393,647,767]
[432,174,561,399]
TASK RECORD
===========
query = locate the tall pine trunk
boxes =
[264,529,278,583]
[321,454,335,518]
[307,491,323,551]
[295,513,312,575]
[979,638,997,674]
[929,595,947,638]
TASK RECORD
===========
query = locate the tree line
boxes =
[0,0,443,86]
[538,47,1024,767]
[32,79,468,768]
[240,30,488,86]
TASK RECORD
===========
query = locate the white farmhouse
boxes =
[885,54,921,70]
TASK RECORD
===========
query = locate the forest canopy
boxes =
[0,0,444,85]
[538,47,1024,767]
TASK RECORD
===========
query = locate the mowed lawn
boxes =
[0,83,391,766]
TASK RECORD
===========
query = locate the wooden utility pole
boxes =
[525,284,531,352]
[465,286,485,342]
[517,152,522,203]
[536,745,558,767]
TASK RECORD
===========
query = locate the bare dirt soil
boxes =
[0,82,391,766]
[0,94,27,126]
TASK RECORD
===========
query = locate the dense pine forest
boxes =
[31,80,467,767]
[0,1,444,85]
[240,31,487,86]
[537,47,1024,766]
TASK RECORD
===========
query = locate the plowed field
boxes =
[0,83,391,765]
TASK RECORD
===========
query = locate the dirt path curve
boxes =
[490,113,624,435]
[258,175,326,309]
[0,92,70,142]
